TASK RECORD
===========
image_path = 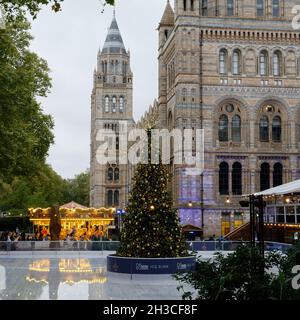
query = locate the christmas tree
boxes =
[117,130,187,258]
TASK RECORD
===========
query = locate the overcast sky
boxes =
[29,0,168,179]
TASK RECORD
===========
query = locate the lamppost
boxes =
[241,195,265,255]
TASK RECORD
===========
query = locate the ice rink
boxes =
[0,252,206,300]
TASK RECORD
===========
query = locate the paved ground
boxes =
[0,252,213,300]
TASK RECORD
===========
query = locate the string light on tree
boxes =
[117,129,187,258]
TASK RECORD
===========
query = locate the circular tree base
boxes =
[107,255,196,274]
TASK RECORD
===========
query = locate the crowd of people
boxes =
[0,225,112,242]
[0,231,26,241]
[0,225,51,242]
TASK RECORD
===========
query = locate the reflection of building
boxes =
[91,2,300,238]
[28,202,115,239]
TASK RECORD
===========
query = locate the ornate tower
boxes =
[90,13,134,209]
[158,0,203,228]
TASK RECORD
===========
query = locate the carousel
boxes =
[28,202,116,240]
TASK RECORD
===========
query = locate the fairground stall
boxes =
[28,202,116,240]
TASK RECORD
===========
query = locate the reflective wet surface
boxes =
[0,254,187,300]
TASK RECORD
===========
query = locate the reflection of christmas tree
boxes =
[117,130,187,258]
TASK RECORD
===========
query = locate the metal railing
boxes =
[0,240,293,253]
[0,241,121,252]
[186,240,292,253]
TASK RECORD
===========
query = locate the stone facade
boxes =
[91,1,300,238]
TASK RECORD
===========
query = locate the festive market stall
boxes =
[28,202,116,240]
[254,179,300,243]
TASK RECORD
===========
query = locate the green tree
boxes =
[63,171,90,206]
[0,167,91,213]
[0,15,54,182]
[175,245,280,300]
[117,133,187,258]
[175,244,300,301]
[270,243,300,300]
[0,164,67,212]
[0,0,115,18]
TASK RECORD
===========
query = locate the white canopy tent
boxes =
[253,179,300,196]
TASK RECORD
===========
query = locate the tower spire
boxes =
[101,9,126,55]
[113,0,116,17]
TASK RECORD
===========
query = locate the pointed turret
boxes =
[102,15,126,55]
[159,0,174,27]
[158,1,175,48]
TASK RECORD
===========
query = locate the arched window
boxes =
[119,96,124,113]
[257,0,265,17]
[259,51,268,76]
[273,51,282,76]
[114,168,119,181]
[191,88,196,100]
[219,162,229,195]
[107,167,113,181]
[273,0,280,17]
[183,0,187,11]
[114,190,119,206]
[260,163,270,191]
[219,49,228,74]
[219,115,229,141]
[115,60,119,74]
[232,50,241,75]
[227,0,234,16]
[107,190,113,206]
[164,30,168,40]
[232,162,242,195]
[168,111,173,131]
[112,96,117,113]
[110,60,114,73]
[202,0,208,16]
[182,88,187,102]
[272,116,282,142]
[232,115,241,142]
[105,96,109,113]
[259,116,269,142]
[273,163,283,187]
[191,0,194,11]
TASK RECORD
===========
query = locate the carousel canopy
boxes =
[254,179,300,196]
[60,201,88,210]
